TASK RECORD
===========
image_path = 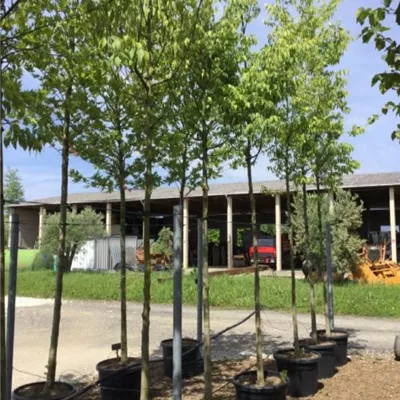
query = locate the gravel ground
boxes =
[11,297,400,391]
[78,355,400,399]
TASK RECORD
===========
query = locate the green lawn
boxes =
[5,249,38,270]
[6,270,400,318]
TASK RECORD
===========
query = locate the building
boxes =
[9,172,400,270]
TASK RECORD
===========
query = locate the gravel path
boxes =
[9,297,400,390]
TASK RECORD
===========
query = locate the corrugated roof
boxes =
[11,172,400,207]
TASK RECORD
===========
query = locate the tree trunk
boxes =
[44,85,72,390]
[0,88,6,400]
[302,182,317,342]
[202,135,212,400]
[140,77,153,400]
[285,155,300,355]
[316,177,331,335]
[119,156,128,364]
[246,142,264,385]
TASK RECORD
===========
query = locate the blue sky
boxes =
[4,0,400,200]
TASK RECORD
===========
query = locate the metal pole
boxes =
[325,223,334,330]
[172,205,182,400]
[6,213,19,400]
[197,218,203,353]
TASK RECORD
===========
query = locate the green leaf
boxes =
[356,8,369,25]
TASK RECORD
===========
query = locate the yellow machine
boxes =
[350,243,400,284]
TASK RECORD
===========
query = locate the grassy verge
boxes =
[7,270,400,318]
[5,249,38,270]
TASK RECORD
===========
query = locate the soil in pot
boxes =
[96,357,141,400]
[12,382,75,400]
[161,338,202,379]
[233,370,287,400]
[315,329,349,367]
[273,348,320,398]
[299,338,337,379]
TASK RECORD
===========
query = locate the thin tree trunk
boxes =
[316,177,331,335]
[202,134,212,400]
[246,141,264,385]
[140,6,154,397]
[285,156,300,355]
[44,85,72,390]
[302,182,317,342]
[119,150,128,364]
[0,88,6,400]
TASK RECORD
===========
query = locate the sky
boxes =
[4,0,400,200]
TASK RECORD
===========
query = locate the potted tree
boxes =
[264,0,336,396]
[11,1,92,398]
[230,4,289,398]
[70,5,144,397]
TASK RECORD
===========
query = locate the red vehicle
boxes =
[241,231,290,268]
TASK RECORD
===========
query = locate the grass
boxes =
[6,269,400,318]
[5,249,38,270]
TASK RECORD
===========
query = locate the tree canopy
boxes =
[357,1,400,141]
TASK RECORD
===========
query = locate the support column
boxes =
[227,196,233,268]
[38,206,46,248]
[183,198,189,269]
[72,204,78,214]
[389,187,397,263]
[275,194,282,271]
[328,192,334,214]
[106,203,112,237]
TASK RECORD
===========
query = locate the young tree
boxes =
[105,1,209,396]
[180,2,251,394]
[357,2,400,141]
[19,1,96,392]
[41,208,106,270]
[4,167,24,205]
[292,190,364,276]
[1,2,48,396]
[228,0,280,384]
[267,0,352,343]
[70,2,140,365]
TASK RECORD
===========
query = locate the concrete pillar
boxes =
[106,203,112,236]
[328,192,334,214]
[227,196,233,268]
[275,194,282,271]
[72,204,78,214]
[389,187,397,263]
[183,198,189,269]
[7,209,13,248]
[38,206,46,248]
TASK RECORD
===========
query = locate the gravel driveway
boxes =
[9,297,400,389]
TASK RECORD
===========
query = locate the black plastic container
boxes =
[96,357,141,400]
[273,348,320,397]
[299,339,337,379]
[12,382,75,400]
[316,329,349,366]
[233,370,288,400]
[161,338,202,379]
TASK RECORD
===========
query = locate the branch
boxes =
[153,0,204,87]
[0,0,25,23]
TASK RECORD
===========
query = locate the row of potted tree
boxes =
[1,0,363,399]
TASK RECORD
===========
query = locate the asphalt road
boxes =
[8,297,400,389]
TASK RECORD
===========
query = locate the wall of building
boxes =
[13,208,39,249]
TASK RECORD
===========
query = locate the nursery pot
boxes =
[273,348,320,397]
[315,329,349,366]
[12,381,75,400]
[161,338,203,379]
[299,338,337,379]
[96,357,141,400]
[233,370,288,400]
